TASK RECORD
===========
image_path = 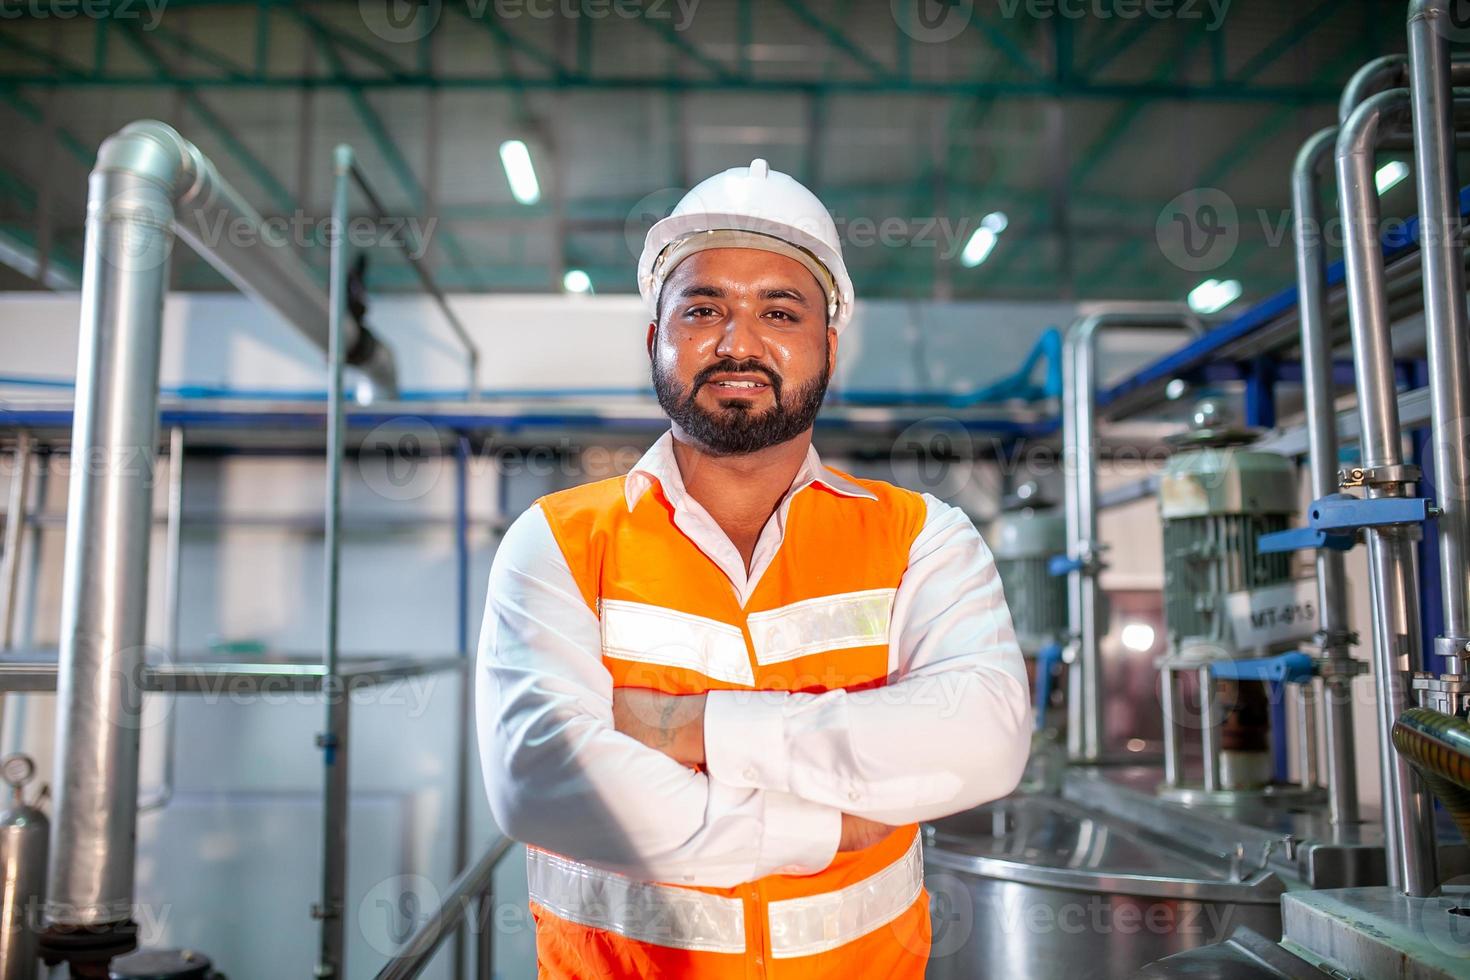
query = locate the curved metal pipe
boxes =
[1339,51,1470,124]
[1291,126,1359,827]
[44,120,396,950]
[1061,308,1203,763]
[1336,88,1437,897]
[1409,0,1470,673]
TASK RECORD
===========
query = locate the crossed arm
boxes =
[475,496,1030,888]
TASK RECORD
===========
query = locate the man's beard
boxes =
[652,352,830,457]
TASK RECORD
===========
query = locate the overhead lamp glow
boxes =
[563,269,592,294]
[960,211,1009,268]
[1186,277,1242,315]
[1120,622,1156,653]
[1375,160,1410,194]
[499,139,541,205]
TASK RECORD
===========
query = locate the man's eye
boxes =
[766,310,796,321]
[687,306,719,318]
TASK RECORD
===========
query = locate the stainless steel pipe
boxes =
[1340,51,1470,125]
[1409,0,1470,674]
[1061,308,1201,763]
[46,120,397,945]
[1336,88,1438,897]
[1291,127,1361,826]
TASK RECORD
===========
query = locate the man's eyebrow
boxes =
[677,284,726,299]
[759,287,811,306]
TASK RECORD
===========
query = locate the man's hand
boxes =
[838,814,894,852]
[612,688,707,768]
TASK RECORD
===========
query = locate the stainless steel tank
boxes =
[923,794,1285,980]
[0,756,47,980]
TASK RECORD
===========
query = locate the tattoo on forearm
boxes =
[657,699,680,749]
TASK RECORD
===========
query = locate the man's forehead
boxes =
[665,248,823,297]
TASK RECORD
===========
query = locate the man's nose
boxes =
[715,310,765,361]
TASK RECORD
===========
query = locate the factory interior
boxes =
[8,1,1470,978]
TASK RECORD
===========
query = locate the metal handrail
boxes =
[344,160,481,400]
[374,836,517,980]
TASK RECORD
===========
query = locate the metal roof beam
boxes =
[298,12,480,283]
[776,0,893,82]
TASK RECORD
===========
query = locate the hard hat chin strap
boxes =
[652,229,839,323]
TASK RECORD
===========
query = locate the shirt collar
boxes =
[623,430,878,512]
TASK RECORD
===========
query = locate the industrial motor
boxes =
[1159,422,1296,650]
[1158,401,1298,792]
[987,484,1068,654]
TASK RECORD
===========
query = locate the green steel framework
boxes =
[0,0,1418,300]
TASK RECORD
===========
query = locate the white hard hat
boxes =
[637,159,855,333]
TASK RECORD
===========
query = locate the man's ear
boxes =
[826,325,838,378]
[646,320,658,360]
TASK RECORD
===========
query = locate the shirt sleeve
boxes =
[703,493,1032,825]
[476,504,842,887]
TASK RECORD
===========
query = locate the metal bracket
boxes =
[1412,672,1470,717]
[1314,656,1369,680]
[1210,651,1317,684]
[1260,493,1436,553]
[1047,543,1108,577]
[1307,492,1435,531]
[1257,525,1355,554]
[1339,463,1421,489]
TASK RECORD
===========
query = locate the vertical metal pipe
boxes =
[1292,126,1360,825]
[1409,0,1470,673]
[1060,334,1087,762]
[314,144,354,979]
[0,433,32,764]
[0,432,32,652]
[43,121,396,959]
[1336,90,1438,896]
[1296,683,1320,790]
[1061,309,1201,764]
[1199,667,1221,794]
[139,426,184,814]
[45,150,173,941]
[475,891,493,980]
[1160,667,1181,787]
[452,435,471,980]
[3,456,46,758]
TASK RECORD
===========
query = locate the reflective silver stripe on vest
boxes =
[768,834,924,959]
[527,835,923,960]
[746,588,897,666]
[526,848,747,954]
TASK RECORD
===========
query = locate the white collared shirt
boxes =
[476,431,1030,888]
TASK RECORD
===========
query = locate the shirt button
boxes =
[744,768,758,782]
[849,790,861,801]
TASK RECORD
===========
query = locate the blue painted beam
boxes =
[1096,185,1470,417]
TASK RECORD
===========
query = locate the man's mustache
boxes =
[691,360,783,397]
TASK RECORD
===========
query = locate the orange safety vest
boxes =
[529,469,933,979]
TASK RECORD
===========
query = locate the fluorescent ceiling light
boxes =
[1375,160,1410,194]
[562,269,592,294]
[499,139,541,205]
[1186,277,1242,315]
[960,211,1008,268]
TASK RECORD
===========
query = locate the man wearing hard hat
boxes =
[476,160,1030,978]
